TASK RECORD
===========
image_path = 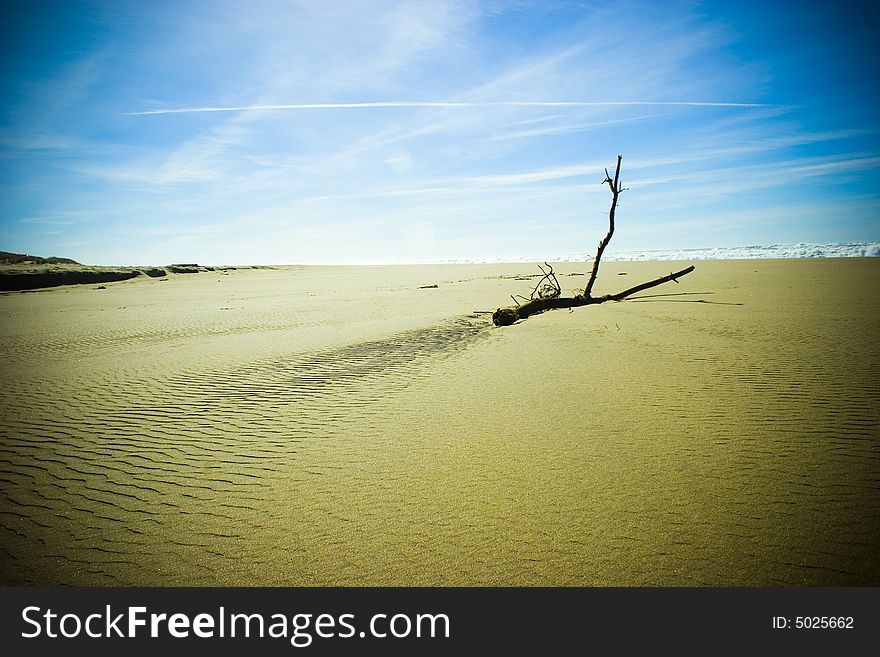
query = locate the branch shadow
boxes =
[626,291,744,306]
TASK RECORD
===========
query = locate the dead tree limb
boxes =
[600,265,695,302]
[584,154,622,298]
[492,265,694,325]
[492,155,695,326]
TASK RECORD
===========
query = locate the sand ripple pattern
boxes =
[623,305,880,585]
[0,315,490,584]
[0,309,313,366]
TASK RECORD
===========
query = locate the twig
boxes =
[531,261,561,300]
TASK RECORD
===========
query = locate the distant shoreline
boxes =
[2,253,880,291]
[387,242,880,265]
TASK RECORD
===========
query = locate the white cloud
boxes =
[6,0,878,265]
[125,100,766,116]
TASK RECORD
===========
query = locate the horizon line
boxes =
[124,100,769,116]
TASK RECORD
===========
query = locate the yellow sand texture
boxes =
[1,259,878,585]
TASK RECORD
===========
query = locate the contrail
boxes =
[125,100,766,116]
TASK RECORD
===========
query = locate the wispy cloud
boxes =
[484,111,681,142]
[17,214,83,225]
[4,1,877,265]
[125,100,768,116]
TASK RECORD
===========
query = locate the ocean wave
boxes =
[602,242,880,261]
[414,242,880,264]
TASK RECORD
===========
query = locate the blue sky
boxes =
[1,0,878,265]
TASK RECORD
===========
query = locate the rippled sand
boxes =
[1,260,878,585]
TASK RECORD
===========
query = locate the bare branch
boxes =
[584,154,622,299]
[492,154,698,326]
[492,266,696,326]
[599,266,695,302]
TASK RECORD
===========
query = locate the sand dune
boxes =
[0,250,256,290]
[0,260,878,585]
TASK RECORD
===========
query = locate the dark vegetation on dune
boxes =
[0,251,171,291]
[0,269,146,291]
[0,251,247,291]
[0,251,81,266]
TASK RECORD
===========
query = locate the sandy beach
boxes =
[0,259,878,586]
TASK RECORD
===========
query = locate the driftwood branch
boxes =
[601,265,695,301]
[584,154,621,299]
[492,155,696,326]
[492,265,695,325]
